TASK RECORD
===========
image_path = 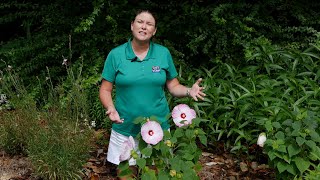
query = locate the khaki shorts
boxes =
[107,129,139,165]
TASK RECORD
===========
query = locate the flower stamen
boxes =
[148,130,154,136]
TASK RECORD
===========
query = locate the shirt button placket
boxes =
[141,61,145,76]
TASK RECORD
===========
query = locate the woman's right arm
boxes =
[99,79,123,124]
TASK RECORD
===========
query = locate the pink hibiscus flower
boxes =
[119,136,135,162]
[171,104,196,127]
[141,120,164,145]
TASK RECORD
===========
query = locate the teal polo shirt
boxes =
[102,39,178,137]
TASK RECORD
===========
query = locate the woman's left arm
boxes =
[166,78,206,101]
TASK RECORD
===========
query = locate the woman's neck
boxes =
[131,38,149,54]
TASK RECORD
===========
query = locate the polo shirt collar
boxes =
[125,38,155,61]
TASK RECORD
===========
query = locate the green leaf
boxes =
[173,128,184,138]
[277,161,288,173]
[136,158,146,169]
[292,121,301,130]
[141,170,157,180]
[286,164,296,175]
[198,135,207,146]
[183,153,194,161]
[296,137,305,146]
[133,116,145,124]
[118,168,133,178]
[293,157,310,174]
[268,151,276,161]
[182,169,199,180]
[158,170,170,180]
[139,138,148,150]
[272,122,281,129]
[164,130,171,139]
[169,157,183,171]
[265,120,273,132]
[185,129,195,139]
[306,140,317,150]
[141,147,153,157]
[288,144,301,158]
[275,131,285,140]
[278,145,287,153]
[310,146,320,160]
[118,161,129,171]
[309,130,320,143]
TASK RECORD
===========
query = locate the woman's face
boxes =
[131,12,157,43]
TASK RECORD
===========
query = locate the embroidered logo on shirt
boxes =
[152,66,160,73]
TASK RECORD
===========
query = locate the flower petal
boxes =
[172,104,196,127]
[141,121,163,145]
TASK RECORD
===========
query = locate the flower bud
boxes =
[131,150,139,159]
[194,129,199,135]
[257,132,267,147]
[143,166,149,172]
[165,140,172,147]
[176,173,183,179]
[170,169,176,177]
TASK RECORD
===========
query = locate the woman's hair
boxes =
[132,9,157,26]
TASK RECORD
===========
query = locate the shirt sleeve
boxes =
[101,51,117,83]
[166,49,178,80]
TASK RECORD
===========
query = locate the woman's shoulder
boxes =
[110,42,129,53]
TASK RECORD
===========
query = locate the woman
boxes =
[99,9,206,176]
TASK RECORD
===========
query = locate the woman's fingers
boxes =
[195,78,202,85]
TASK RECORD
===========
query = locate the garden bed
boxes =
[0,130,275,180]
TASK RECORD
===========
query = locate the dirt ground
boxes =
[0,130,275,180]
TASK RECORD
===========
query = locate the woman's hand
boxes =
[106,107,124,124]
[189,78,206,101]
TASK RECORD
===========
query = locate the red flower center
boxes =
[181,113,186,119]
[148,130,154,136]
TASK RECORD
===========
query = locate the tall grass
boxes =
[0,60,94,179]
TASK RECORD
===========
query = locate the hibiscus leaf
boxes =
[198,135,207,146]
[182,169,199,180]
[153,141,161,150]
[118,168,133,178]
[173,128,184,138]
[141,170,157,180]
[182,153,194,161]
[158,170,170,180]
[164,130,171,139]
[133,116,145,125]
[136,158,146,169]
[149,115,161,124]
[185,129,195,139]
[139,138,148,150]
[141,147,153,157]
[118,161,129,171]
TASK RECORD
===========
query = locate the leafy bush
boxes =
[117,105,208,179]
[176,39,320,179]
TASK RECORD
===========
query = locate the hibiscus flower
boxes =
[141,120,164,145]
[119,136,135,162]
[171,104,196,127]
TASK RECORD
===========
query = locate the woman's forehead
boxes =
[135,12,155,23]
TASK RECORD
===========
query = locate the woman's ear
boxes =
[153,28,157,36]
